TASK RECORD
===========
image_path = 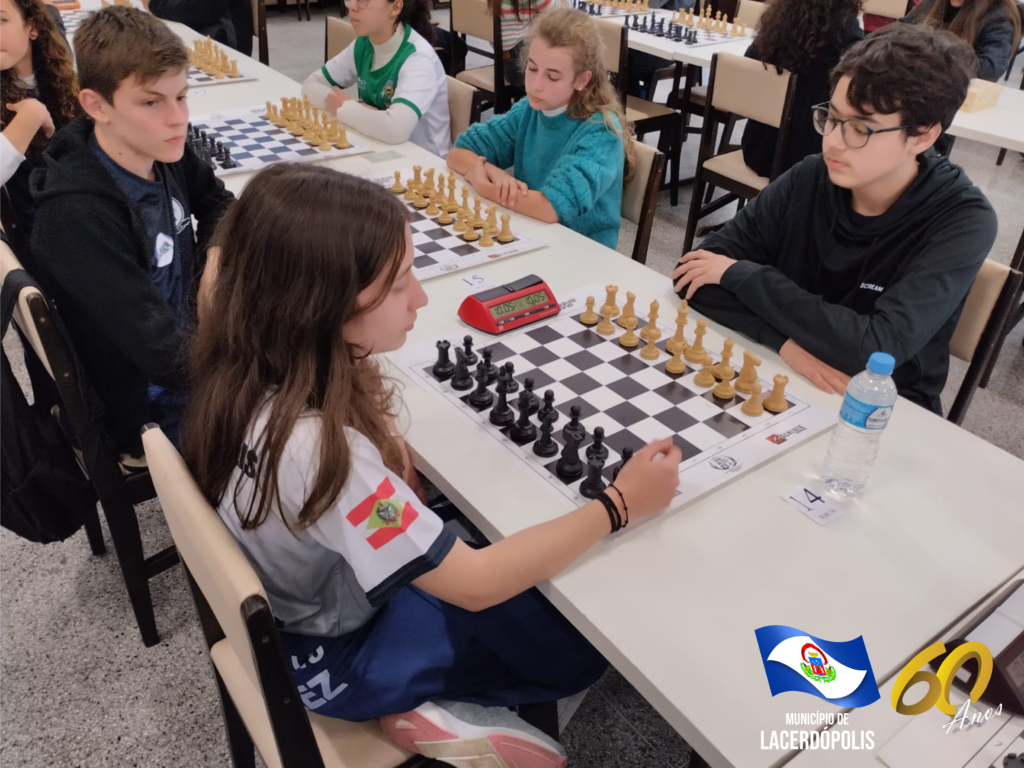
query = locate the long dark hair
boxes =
[394,0,435,45]
[0,0,80,156]
[915,0,1021,55]
[487,0,537,22]
[753,0,863,74]
[184,164,409,531]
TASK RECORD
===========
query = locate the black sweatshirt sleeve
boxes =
[148,0,231,28]
[179,145,235,260]
[32,195,187,389]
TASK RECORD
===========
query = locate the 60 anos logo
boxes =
[891,641,993,716]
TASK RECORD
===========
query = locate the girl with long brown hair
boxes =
[447,7,634,251]
[903,0,1021,81]
[186,164,680,767]
[740,0,865,178]
[0,0,79,234]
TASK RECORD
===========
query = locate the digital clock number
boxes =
[489,291,550,319]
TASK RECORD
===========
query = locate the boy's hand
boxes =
[780,340,851,395]
[672,249,737,299]
[7,99,54,139]
[324,87,354,114]
[482,163,528,208]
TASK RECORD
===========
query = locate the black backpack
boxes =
[1,264,97,543]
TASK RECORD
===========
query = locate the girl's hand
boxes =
[324,87,353,115]
[465,156,496,198]
[612,437,682,520]
[482,164,529,208]
[7,99,54,139]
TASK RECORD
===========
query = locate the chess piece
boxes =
[694,353,716,387]
[586,426,609,462]
[438,205,453,225]
[453,208,469,233]
[556,435,584,481]
[640,333,660,360]
[580,296,599,325]
[469,366,495,409]
[410,166,423,190]
[713,368,736,400]
[617,291,637,329]
[228,59,240,78]
[601,285,620,318]
[735,350,761,394]
[479,228,495,247]
[665,344,687,374]
[319,136,332,152]
[619,325,639,348]
[404,183,417,202]
[463,223,480,242]
[563,405,585,443]
[640,300,661,342]
[533,411,559,457]
[739,21,746,36]
[436,174,446,202]
[462,335,478,366]
[764,375,790,413]
[485,206,499,237]
[432,339,454,379]
[489,387,515,427]
[579,454,607,499]
[334,124,350,149]
[497,215,514,243]
[471,198,484,228]
[425,192,441,217]
[413,189,429,209]
[450,348,474,391]
[666,301,689,355]
[539,390,559,423]
[612,446,633,482]
[460,185,470,215]
[685,318,707,363]
[712,338,735,380]
[424,168,436,196]
[446,172,459,212]
[741,382,765,417]
[596,307,616,336]
[504,362,519,393]
[510,392,538,444]
[521,376,538,413]
[390,171,405,194]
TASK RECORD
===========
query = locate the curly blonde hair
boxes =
[0,0,80,156]
[522,7,636,182]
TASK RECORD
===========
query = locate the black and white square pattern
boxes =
[60,8,95,34]
[186,66,257,88]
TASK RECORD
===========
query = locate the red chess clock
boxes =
[457,275,559,335]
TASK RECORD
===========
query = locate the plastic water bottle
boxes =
[821,352,898,497]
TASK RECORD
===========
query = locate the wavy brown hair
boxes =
[912,0,1021,57]
[0,0,80,156]
[753,0,864,74]
[184,164,408,531]
[522,7,636,181]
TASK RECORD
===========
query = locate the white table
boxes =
[949,82,1024,154]
[75,11,1024,768]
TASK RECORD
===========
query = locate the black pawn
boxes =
[612,446,634,483]
[504,362,519,393]
[555,435,584,480]
[522,377,540,415]
[432,339,455,380]
[509,392,538,444]
[481,347,498,382]
[586,426,609,463]
[562,404,585,443]
[468,365,494,409]
[579,453,608,499]
[539,390,559,423]
[495,365,510,395]
[533,411,559,457]
[462,335,478,366]
[450,348,473,391]
[222,146,237,169]
[489,386,514,427]
[640,15,648,32]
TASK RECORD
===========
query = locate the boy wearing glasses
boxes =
[671,24,997,416]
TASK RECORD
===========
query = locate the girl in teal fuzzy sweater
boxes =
[447,7,634,250]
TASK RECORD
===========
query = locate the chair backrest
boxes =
[621,141,665,265]
[326,16,357,61]
[861,0,909,19]
[0,240,54,379]
[252,0,269,65]
[594,17,628,100]
[708,51,792,128]
[451,0,493,43]
[447,75,480,141]
[735,0,767,28]
[950,259,1013,363]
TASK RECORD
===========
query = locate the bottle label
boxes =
[839,394,893,430]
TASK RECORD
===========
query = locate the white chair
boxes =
[621,141,665,265]
[446,75,484,142]
[325,16,357,60]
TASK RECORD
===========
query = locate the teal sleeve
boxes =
[453,99,526,169]
[539,114,624,226]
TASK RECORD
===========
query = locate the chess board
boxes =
[614,11,754,48]
[187,66,257,88]
[189,107,370,177]
[574,0,643,17]
[395,286,835,511]
[368,168,546,283]
[59,8,95,34]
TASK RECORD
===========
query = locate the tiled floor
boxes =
[1,6,1021,767]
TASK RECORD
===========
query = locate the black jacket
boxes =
[149,0,254,57]
[682,153,997,415]
[741,16,864,178]
[29,116,234,453]
[903,0,1020,81]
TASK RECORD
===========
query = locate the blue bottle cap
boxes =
[867,352,895,376]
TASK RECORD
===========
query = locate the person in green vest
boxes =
[301,0,451,157]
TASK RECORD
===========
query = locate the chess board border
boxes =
[367,168,548,283]
[187,66,258,88]
[394,285,836,512]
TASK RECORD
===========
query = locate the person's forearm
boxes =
[447,147,481,176]
[507,190,558,224]
[336,101,417,145]
[2,112,42,157]
[301,70,335,113]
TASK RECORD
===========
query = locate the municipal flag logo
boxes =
[345,478,418,550]
[755,625,880,708]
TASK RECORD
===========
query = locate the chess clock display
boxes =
[458,275,560,334]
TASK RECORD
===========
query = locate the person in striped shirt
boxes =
[489,0,570,89]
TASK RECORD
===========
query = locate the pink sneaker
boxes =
[381,700,568,768]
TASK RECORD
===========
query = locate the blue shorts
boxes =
[280,585,607,721]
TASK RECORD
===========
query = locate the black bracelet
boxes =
[596,492,622,533]
[609,483,628,528]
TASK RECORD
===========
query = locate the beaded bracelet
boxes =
[608,483,628,528]
[596,491,622,533]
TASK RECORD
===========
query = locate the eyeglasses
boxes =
[811,103,909,149]
[344,0,372,8]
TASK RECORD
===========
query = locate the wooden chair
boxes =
[253,0,270,65]
[447,75,485,142]
[0,241,178,648]
[450,0,513,113]
[595,18,683,206]
[978,225,1024,388]
[682,52,797,254]
[947,260,1023,424]
[325,16,357,60]
[735,0,766,27]
[861,0,912,20]
[622,141,665,265]
[141,425,442,768]
[996,74,1024,166]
